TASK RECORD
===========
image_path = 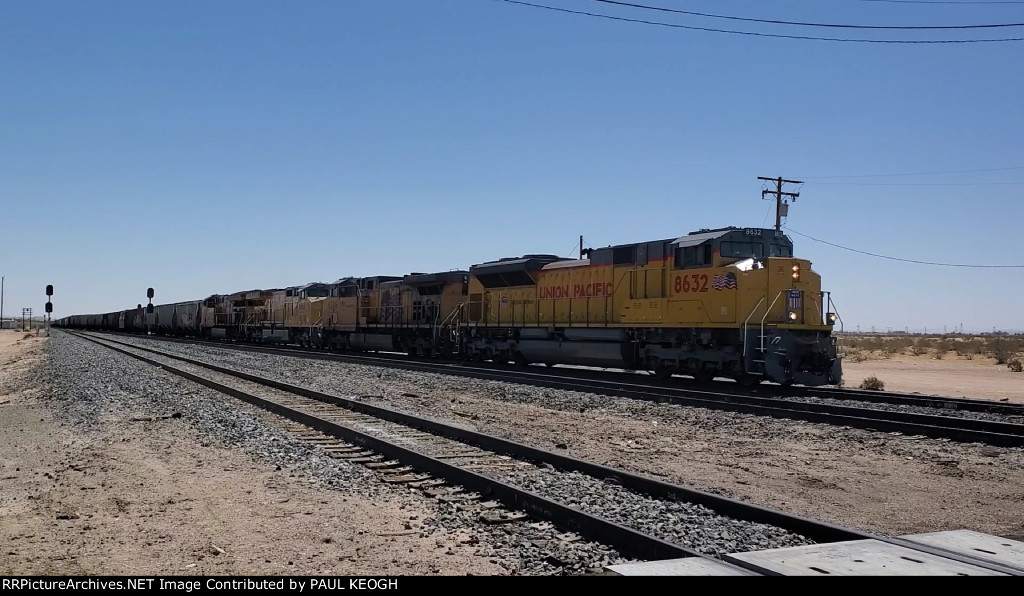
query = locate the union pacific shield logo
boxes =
[712,272,737,290]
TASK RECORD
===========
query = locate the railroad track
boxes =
[775,385,1024,417]
[91,331,1024,447]
[65,330,1024,576]
[89,331,1024,416]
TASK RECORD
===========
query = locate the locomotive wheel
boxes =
[693,370,714,383]
[654,365,674,380]
[737,374,760,387]
[514,353,529,367]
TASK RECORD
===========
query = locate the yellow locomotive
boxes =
[463,227,841,386]
[58,226,842,387]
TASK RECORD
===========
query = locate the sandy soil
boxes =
[136,336,1024,543]
[0,333,502,575]
[497,402,1024,540]
[0,330,48,404]
[844,356,1023,403]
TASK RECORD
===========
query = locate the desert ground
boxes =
[3,329,1021,575]
[0,330,503,575]
[838,334,1022,403]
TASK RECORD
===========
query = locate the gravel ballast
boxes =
[90,332,1024,539]
[43,332,634,575]
[82,334,816,557]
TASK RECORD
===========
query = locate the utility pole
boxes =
[579,235,584,260]
[1,275,4,330]
[759,176,802,232]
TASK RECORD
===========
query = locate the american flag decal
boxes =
[712,272,737,290]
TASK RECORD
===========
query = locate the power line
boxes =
[498,1,1024,42]
[857,0,1024,5]
[803,165,1024,179]
[784,226,1024,268]
[590,0,1024,29]
[807,180,1024,186]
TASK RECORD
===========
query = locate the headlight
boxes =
[828,313,838,323]
[788,311,798,321]
[791,263,800,281]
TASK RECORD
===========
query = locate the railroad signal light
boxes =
[147,304,154,314]
[45,302,52,313]
[147,288,154,299]
[46,284,53,296]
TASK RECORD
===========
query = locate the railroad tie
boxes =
[383,474,432,484]
[364,460,402,470]
[480,511,528,525]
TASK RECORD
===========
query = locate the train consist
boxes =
[56,226,843,386]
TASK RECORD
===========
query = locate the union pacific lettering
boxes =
[538,283,613,300]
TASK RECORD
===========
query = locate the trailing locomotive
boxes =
[56,226,842,387]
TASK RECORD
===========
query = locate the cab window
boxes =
[720,241,764,259]
[675,242,713,268]
[770,244,792,257]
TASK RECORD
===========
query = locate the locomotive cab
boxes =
[666,227,842,386]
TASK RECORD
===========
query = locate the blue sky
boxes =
[1,0,1022,332]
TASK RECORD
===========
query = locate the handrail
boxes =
[760,290,786,353]
[828,294,845,334]
[741,296,766,359]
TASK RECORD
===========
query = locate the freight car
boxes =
[54,225,842,386]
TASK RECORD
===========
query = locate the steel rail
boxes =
[779,384,1024,416]
[67,331,1024,576]
[69,331,699,563]
[89,332,1024,447]
[75,331,866,544]
[88,331,1024,416]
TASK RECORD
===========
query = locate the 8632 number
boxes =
[674,274,708,293]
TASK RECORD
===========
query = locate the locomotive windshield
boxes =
[720,241,764,259]
[770,244,793,257]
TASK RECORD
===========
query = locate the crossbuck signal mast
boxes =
[759,176,802,232]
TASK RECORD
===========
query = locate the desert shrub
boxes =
[956,339,982,360]
[987,337,1014,365]
[933,349,945,360]
[1009,359,1023,373]
[891,337,914,354]
[858,337,883,352]
[910,337,929,356]
[859,376,885,391]
[934,339,952,354]
[881,342,901,358]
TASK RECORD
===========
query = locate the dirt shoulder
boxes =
[144,342,1024,542]
[843,356,1022,403]
[0,334,502,575]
